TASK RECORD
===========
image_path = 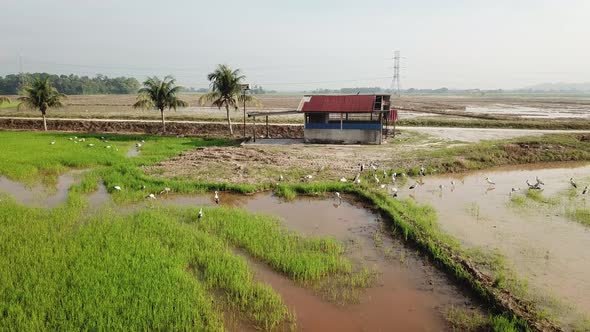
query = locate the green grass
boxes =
[445,307,523,332]
[0,188,362,330]
[565,208,590,226]
[0,101,19,109]
[0,131,234,185]
[414,133,590,175]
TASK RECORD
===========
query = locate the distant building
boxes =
[298,94,392,144]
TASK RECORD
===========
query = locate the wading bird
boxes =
[340,177,347,183]
[279,175,284,181]
[420,165,425,176]
[136,143,142,148]
[214,191,219,204]
[383,171,388,179]
[334,192,341,203]
[380,184,386,189]
[526,180,541,190]
[88,143,94,147]
[571,178,578,189]
[439,184,445,191]
[106,146,111,149]
[113,186,121,191]
[146,193,156,199]
[371,164,377,172]
[159,187,171,195]
[374,174,380,184]
[391,187,398,198]
[409,182,417,190]
[50,141,55,145]
[198,208,203,219]
[485,177,496,185]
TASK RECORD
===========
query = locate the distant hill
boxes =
[523,82,590,92]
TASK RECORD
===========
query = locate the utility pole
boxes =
[391,50,401,97]
[240,84,250,138]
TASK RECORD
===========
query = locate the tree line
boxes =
[0,65,256,136]
[0,73,140,95]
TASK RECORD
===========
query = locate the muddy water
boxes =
[0,172,81,208]
[161,193,481,331]
[405,162,590,318]
[465,105,590,119]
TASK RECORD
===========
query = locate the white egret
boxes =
[380,184,386,189]
[383,171,388,179]
[113,186,121,191]
[334,192,341,204]
[371,164,377,171]
[146,193,156,199]
[106,146,111,149]
[198,208,203,219]
[88,143,94,147]
[339,177,347,183]
[571,178,578,188]
[214,191,219,204]
[373,174,380,184]
[485,177,496,185]
[136,143,142,148]
[50,141,55,145]
[279,175,284,181]
[420,165,425,176]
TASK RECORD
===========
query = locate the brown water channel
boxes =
[404,162,590,321]
[159,193,481,331]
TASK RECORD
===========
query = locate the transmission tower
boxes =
[390,50,401,96]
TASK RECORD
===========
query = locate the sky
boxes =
[1,0,589,91]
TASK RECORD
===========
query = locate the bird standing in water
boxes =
[214,191,219,204]
[571,178,578,189]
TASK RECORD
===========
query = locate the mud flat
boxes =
[406,162,590,325]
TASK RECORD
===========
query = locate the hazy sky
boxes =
[1,0,589,90]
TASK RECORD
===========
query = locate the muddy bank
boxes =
[0,118,303,138]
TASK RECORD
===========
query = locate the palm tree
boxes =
[133,76,188,131]
[200,64,258,136]
[18,78,66,131]
[0,96,10,106]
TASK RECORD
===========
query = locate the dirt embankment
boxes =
[0,118,303,138]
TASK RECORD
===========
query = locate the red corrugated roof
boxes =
[301,95,376,113]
